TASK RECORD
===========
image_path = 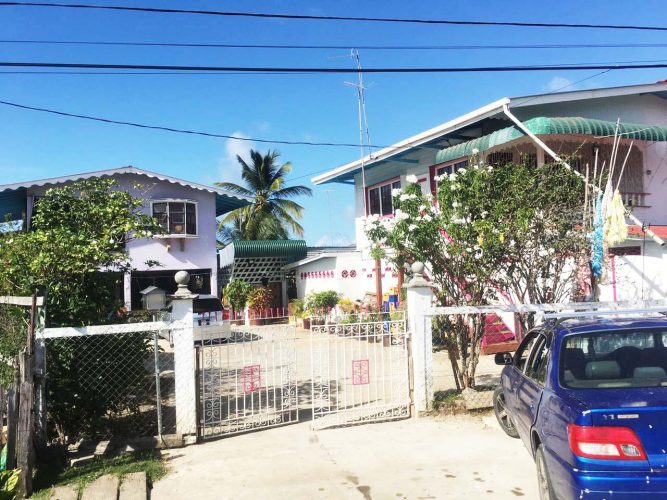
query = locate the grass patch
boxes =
[32,451,167,499]
[432,389,463,412]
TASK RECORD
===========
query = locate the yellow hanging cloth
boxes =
[604,189,628,246]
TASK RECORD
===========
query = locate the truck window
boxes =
[526,335,549,385]
[514,332,539,371]
[561,328,667,389]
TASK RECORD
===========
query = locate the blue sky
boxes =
[1,0,667,245]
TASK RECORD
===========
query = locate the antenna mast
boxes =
[345,49,373,212]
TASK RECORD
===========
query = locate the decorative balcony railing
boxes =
[621,192,650,208]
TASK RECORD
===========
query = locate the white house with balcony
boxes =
[312,80,667,306]
[0,166,249,309]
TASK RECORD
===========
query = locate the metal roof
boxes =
[313,80,667,185]
[0,166,250,220]
[218,239,308,268]
[435,116,667,163]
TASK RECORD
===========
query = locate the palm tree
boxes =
[216,150,313,241]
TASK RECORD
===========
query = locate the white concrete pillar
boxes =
[123,272,132,311]
[170,271,198,439]
[244,305,250,327]
[405,262,435,414]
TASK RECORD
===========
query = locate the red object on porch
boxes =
[481,313,518,355]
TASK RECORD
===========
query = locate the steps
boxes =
[481,313,518,355]
[50,472,147,500]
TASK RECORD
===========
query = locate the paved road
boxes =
[152,414,539,500]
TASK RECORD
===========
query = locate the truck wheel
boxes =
[493,386,519,438]
[536,445,558,500]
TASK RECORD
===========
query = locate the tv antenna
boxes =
[343,49,374,212]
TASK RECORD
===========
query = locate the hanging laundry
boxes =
[604,189,628,246]
[590,193,604,278]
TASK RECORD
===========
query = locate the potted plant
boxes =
[305,291,340,329]
[223,280,253,322]
[248,287,273,325]
[289,299,305,327]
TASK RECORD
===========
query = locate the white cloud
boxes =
[218,132,255,184]
[315,235,354,247]
[545,76,574,92]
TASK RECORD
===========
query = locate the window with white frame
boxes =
[367,179,401,216]
[435,159,468,177]
[152,201,198,236]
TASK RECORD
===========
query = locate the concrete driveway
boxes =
[152,414,538,500]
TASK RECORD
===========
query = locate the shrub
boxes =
[289,299,305,318]
[248,287,273,311]
[304,290,340,312]
[338,297,357,314]
[223,280,254,313]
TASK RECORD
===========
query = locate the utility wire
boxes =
[1,61,667,73]
[3,39,667,51]
[0,98,393,148]
[0,69,613,183]
[1,2,666,32]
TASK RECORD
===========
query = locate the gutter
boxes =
[312,98,511,185]
[502,105,665,247]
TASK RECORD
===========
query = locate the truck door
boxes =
[514,334,550,448]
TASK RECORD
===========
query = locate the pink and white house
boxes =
[310,80,667,335]
[0,166,249,309]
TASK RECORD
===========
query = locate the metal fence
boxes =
[310,315,411,429]
[42,321,190,445]
[197,323,298,439]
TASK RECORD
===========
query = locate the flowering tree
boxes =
[365,159,587,388]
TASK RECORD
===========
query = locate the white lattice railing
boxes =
[621,192,649,208]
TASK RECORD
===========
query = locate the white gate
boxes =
[197,322,298,439]
[310,315,411,429]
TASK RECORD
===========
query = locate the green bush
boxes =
[0,469,20,500]
[223,280,254,313]
[305,291,340,312]
[46,333,153,443]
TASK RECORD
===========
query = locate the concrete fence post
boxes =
[405,262,435,414]
[170,271,198,440]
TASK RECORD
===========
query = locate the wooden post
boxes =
[374,258,383,311]
[5,370,18,471]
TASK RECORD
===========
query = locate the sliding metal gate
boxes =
[197,323,298,439]
[310,316,411,429]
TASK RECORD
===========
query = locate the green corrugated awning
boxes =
[230,240,307,259]
[435,116,667,164]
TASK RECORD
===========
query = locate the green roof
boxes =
[230,240,307,260]
[435,117,667,164]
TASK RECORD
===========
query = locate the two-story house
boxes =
[0,166,249,309]
[311,80,667,304]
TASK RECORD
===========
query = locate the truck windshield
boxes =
[561,328,667,389]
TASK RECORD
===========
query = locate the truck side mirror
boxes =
[495,352,513,365]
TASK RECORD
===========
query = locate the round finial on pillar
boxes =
[411,261,425,276]
[174,270,191,296]
[404,261,430,288]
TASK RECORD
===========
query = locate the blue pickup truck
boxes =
[493,316,667,500]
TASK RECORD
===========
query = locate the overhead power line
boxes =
[3,39,667,51]
[1,2,666,32]
[0,69,611,182]
[1,61,667,73]
[0,98,390,148]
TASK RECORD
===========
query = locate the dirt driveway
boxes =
[152,414,538,500]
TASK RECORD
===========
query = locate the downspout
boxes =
[502,104,665,247]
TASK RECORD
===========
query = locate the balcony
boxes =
[621,192,650,208]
